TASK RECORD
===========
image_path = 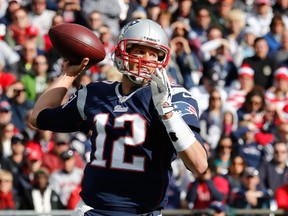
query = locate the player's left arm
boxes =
[151,68,208,176]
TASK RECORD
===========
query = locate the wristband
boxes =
[162,112,196,152]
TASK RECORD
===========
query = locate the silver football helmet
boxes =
[114,19,170,84]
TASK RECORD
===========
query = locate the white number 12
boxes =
[91,113,146,172]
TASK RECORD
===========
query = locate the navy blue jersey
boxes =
[37,80,202,213]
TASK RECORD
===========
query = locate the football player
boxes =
[30,19,208,216]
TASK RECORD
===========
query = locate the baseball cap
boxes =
[244,167,259,177]
[255,0,271,5]
[54,133,71,144]
[25,144,42,161]
[274,67,288,80]
[60,149,74,160]
[0,100,11,112]
[238,65,254,78]
[209,201,226,213]
[11,133,25,145]
[8,0,22,4]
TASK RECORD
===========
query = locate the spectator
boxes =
[3,80,34,131]
[157,10,173,40]
[275,183,288,210]
[184,162,229,212]
[246,0,274,37]
[27,0,56,36]
[226,65,255,110]
[169,33,201,90]
[41,132,84,174]
[235,27,257,67]
[0,0,22,26]
[199,26,224,62]
[275,29,288,65]
[273,0,288,28]
[212,135,235,175]
[0,40,20,74]
[190,6,213,44]
[0,170,17,210]
[237,86,266,128]
[220,105,238,137]
[17,143,43,209]
[190,69,228,116]
[233,121,266,168]
[81,0,121,40]
[86,10,103,37]
[242,37,278,90]
[49,149,83,208]
[264,13,285,56]
[4,7,44,52]
[210,0,234,35]
[224,9,246,67]
[16,40,38,77]
[201,37,238,89]
[224,154,246,205]
[20,54,49,102]
[1,133,26,200]
[23,168,65,211]
[146,1,160,22]
[258,142,288,198]
[199,89,224,150]
[171,0,195,27]
[0,122,16,158]
[26,129,54,154]
[230,167,271,210]
[276,122,288,143]
[0,100,13,127]
[265,66,288,110]
[0,53,16,97]
[254,103,279,148]
[56,0,87,26]
[44,14,63,65]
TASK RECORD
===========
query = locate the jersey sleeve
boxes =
[36,90,91,133]
[171,86,201,133]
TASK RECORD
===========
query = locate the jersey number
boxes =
[91,113,146,172]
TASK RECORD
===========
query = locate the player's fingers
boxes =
[80,58,90,71]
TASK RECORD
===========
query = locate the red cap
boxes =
[274,67,288,81]
[238,65,254,78]
[25,144,42,161]
[255,0,271,5]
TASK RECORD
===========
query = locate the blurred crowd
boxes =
[0,0,288,215]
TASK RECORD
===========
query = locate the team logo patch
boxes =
[173,101,198,118]
[169,132,178,142]
[113,105,128,112]
[62,93,77,109]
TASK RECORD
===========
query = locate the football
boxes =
[48,23,106,69]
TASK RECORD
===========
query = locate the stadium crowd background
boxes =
[0,0,288,214]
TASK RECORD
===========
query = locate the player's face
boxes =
[127,44,160,85]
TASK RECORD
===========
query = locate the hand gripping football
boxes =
[48,23,106,69]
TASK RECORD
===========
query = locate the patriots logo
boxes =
[62,93,77,109]
[173,101,198,118]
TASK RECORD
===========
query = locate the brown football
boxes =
[48,23,106,69]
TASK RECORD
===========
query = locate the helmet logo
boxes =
[121,19,140,37]
[143,36,159,43]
